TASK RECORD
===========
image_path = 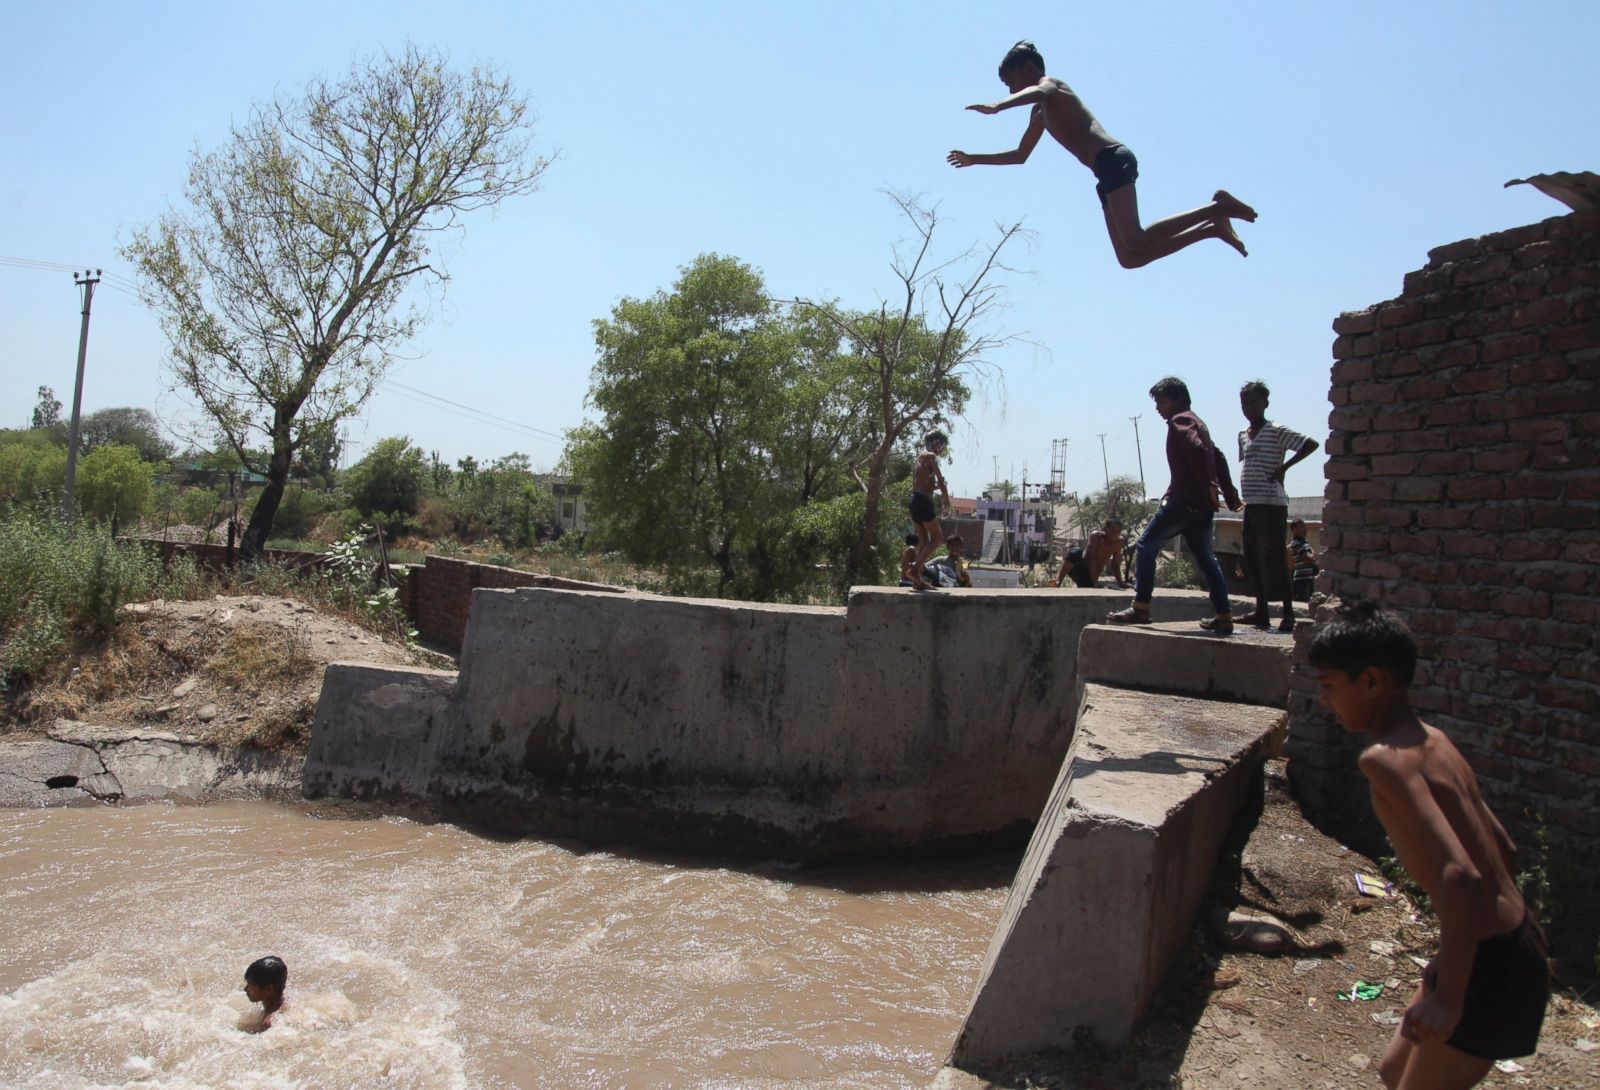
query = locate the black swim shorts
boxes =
[909,491,937,525]
[1437,912,1549,1060]
[1093,144,1139,206]
[1064,546,1094,588]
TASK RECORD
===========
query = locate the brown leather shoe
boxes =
[1105,606,1152,624]
[1199,614,1234,635]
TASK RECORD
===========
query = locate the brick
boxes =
[1373,410,1423,432]
[1391,430,1450,452]
[1531,505,1600,530]
[1398,321,1453,348]
[1403,267,1451,296]
[1553,596,1600,624]
[1498,536,1562,561]
[1342,529,1388,550]
[1371,454,1418,476]
[1347,480,1394,501]
[1329,384,1350,407]
[1481,333,1544,364]
[1560,538,1600,566]
[1353,334,1378,356]
[1424,400,1473,426]
[1529,619,1596,650]
[1388,531,1440,556]
[1442,535,1499,559]
[1331,334,1354,360]
[1431,342,1481,370]
[1375,353,1424,378]
[1508,355,1572,384]
[1537,682,1599,714]
[1491,222,1550,250]
[1366,507,1415,528]
[1399,376,1451,400]
[1454,252,1514,287]
[1567,475,1600,498]
[1435,587,1493,611]
[1456,561,1518,587]
[1512,419,1571,443]
[1549,322,1600,352]
[1450,423,1508,447]
[1324,461,1370,481]
[1416,452,1470,474]
[1454,310,1510,339]
[1465,505,1529,531]
[1328,407,1374,431]
[1331,358,1374,382]
[1492,591,1552,618]
[1504,475,1565,500]
[1473,395,1539,422]
[1471,448,1532,473]
[1349,380,1399,404]
[1428,238,1481,265]
[1445,478,1503,501]
[1531,442,1593,471]
[1514,240,1559,269]
[1332,309,1378,335]
[1535,387,1600,414]
[1510,297,1570,328]
[1418,508,1471,529]
[1350,433,1398,455]
[1410,561,1460,584]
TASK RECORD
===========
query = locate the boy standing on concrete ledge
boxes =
[1310,602,1548,1089]
[1106,377,1240,631]
[1236,380,1319,631]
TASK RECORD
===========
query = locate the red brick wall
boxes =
[1286,209,1599,946]
[399,555,625,651]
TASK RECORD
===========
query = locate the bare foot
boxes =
[1216,218,1248,258]
[1213,190,1257,222]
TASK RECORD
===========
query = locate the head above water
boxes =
[1148,376,1192,414]
[244,956,288,995]
[1307,600,1416,687]
[998,40,1044,82]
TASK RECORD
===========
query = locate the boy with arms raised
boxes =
[949,40,1255,269]
[1310,603,1548,1089]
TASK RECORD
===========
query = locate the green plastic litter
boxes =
[1337,980,1385,1001]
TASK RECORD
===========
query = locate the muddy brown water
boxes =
[0,802,1011,1090]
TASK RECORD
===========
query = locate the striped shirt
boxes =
[1237,421,1310,506]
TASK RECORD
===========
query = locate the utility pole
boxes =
[62,269,102,519]
[1097,433,1110,490]
[1130,415,1147,499]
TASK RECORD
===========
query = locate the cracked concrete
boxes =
[0,719,303,808]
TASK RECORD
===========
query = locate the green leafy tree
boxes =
[0,438,67,503]
[31,386,62,430]
[344,436,429,521]
[795,193,1023,584]
[567,254,796,590]
[122,44,550,561]
[985,480,1020,500]
[78,407,174,462]
[1072,475,1157,541]
[75,444,158,530]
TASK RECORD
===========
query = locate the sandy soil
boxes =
[985,762,1600,1089]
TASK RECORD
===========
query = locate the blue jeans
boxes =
[1134,501,1232,614]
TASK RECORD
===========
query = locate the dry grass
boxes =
[11,615,191,727]
[201,623,318,696]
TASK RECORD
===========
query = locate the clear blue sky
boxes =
[4,1,1595,499]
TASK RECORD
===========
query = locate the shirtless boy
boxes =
[1052,518,1127,588]
[242,955,289,1032]
[1310,603,1548,1089]
[909,430,952,591]
[948,40,1255,269]
[899,532,920,587]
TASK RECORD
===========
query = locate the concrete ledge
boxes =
[303,662,459,801]
[947,683,1286,1069]
[305,585,1231,858]
[0,721,304,807]
[1077,622,1295,709]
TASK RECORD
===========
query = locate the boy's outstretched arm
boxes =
[949,107,1044,168]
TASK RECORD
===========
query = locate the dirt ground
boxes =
[986,762,1600,1090]
[1,594,440,749]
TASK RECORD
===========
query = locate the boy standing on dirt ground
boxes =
[1289,518,1318,603]
[1107,377,1240,631]
[948,39,1256,269]
[1236,380,1319,631]
[1310,602,1548,1090]
[908,430,952,591]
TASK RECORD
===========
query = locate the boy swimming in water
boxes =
[242,955,289,1032]
[948,40,1255,269]
[1310,603,1548,1089]
[909,430,952,591]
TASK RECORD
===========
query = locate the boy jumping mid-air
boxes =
[948,40,1256,269]
[1310,603,1548,1090]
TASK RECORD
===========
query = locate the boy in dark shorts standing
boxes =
[948,40,1256,269]
[1310,603,1548,1089]
[908,430,952,591]
[1236,380,1319,631]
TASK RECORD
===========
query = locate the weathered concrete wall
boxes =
[1287,209,1600,887]
[306,585,1222,858]
[1077,622,1294,709]
[948,675,1286,1067]
[397,554,626,651]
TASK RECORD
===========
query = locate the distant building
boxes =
[538,476,589,535]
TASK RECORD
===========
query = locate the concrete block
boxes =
[1076,622,1294,709]
[303,662,460,801]
[948,684,1285,1068]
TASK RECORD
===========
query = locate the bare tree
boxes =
[796,193,1025,583]
[124,44,550,558]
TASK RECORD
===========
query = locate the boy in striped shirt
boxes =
[1236,381,1319,631]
